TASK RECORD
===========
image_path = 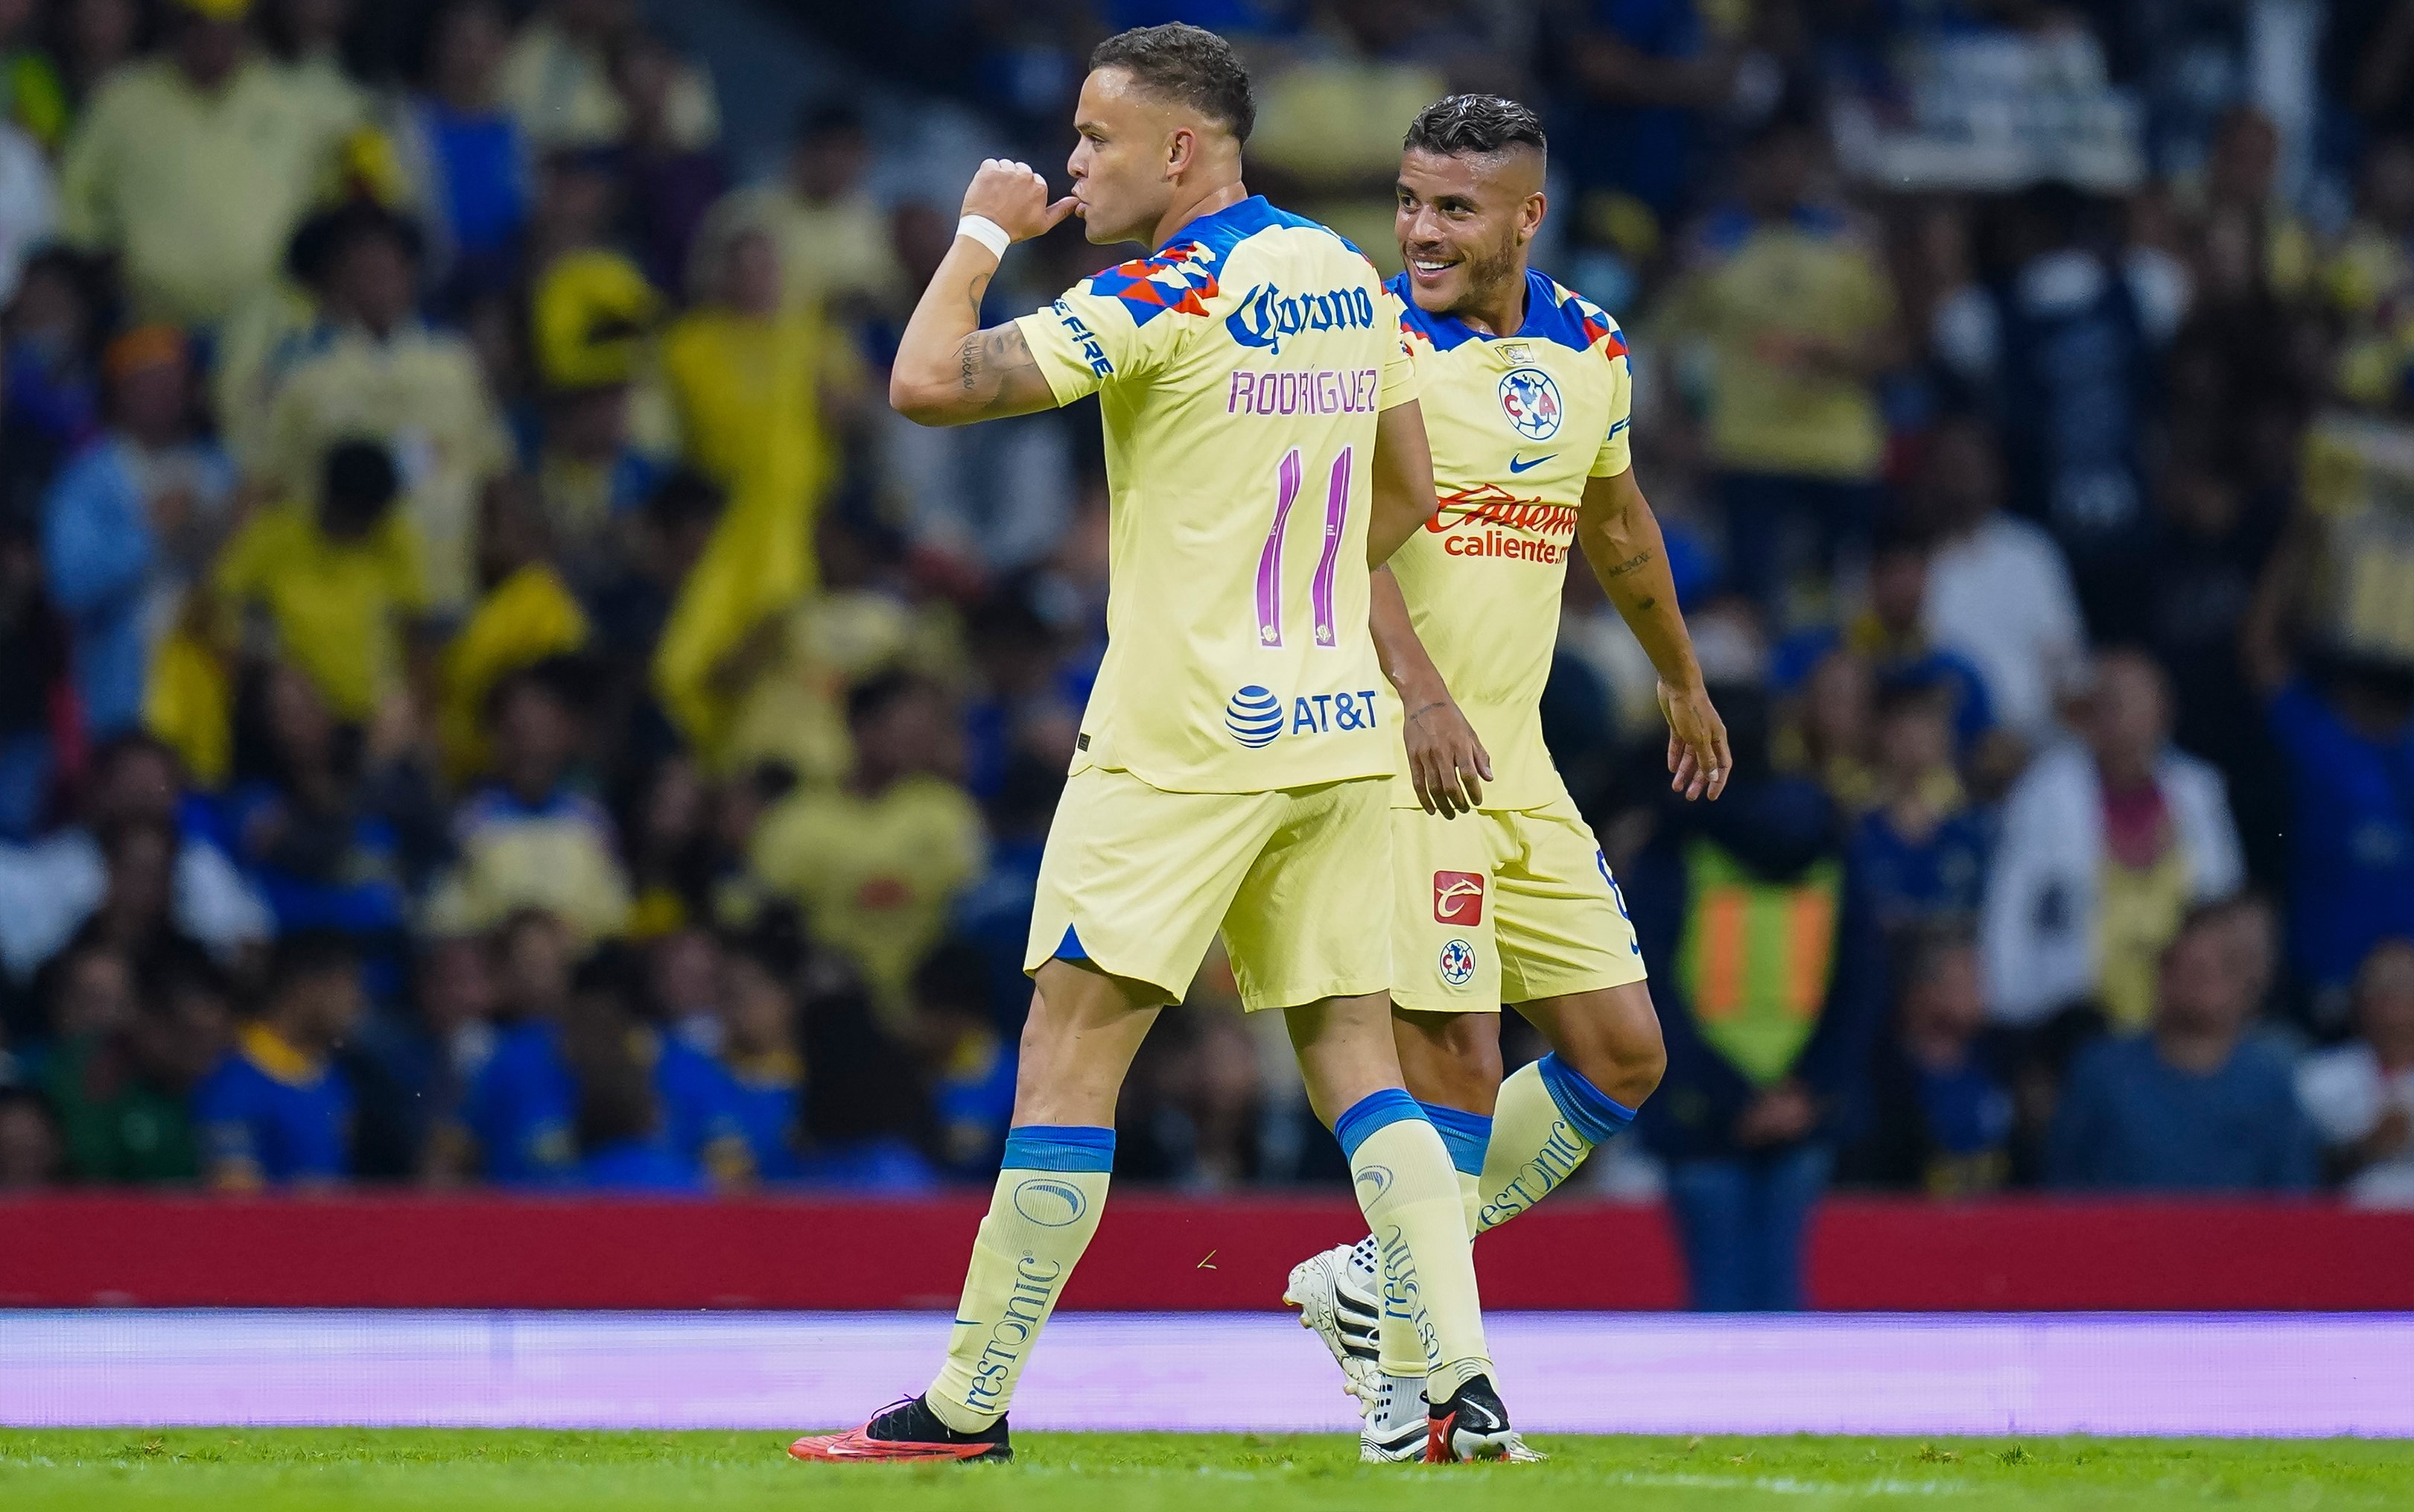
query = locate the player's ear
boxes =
[1519,191,1547,247]
[1164,124,1195,181]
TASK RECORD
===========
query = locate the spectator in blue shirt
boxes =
[2254,660,2414,1031]
[223,661,448,975]
[1848,677,1992,937]
[443,911,746,1187]
[2048,902,2319,1191]
[559,971,714,1194]
[713,928,804,1182]
[193,932,364,1188]
[909,940,1014,1180]
[40,326,234,743]
[1844,924,2014,1194]
[401,0,531,302]
[1554,0,1735,239]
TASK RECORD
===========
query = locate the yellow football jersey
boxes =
[1016,196,1420,795]
[1386,269,1633,810]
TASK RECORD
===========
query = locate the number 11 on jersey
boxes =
[1254,445,1352,649]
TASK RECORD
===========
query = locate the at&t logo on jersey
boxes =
[1433,871,1485,926]
[1225,685,1285,748]
[1225,686,1385,747]
[1499,367,1563,440]
[1438,938,1478,985]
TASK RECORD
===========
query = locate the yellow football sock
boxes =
[1478,1056,1634,1230]
[1380,1166,1487,1379]
[925,1128,1113,1432]
[1341,1091,1493,1401]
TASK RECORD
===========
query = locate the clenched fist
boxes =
[962,159,1079,244]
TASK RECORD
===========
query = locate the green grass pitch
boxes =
[4,1429,2412,1511]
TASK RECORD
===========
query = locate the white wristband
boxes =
[956,215,1011,261]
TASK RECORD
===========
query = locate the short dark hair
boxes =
[267,930,358,1003]
[1403,94,1546,162]
[1090,24,1254,143]
[845,669,936,728]
[323,438,398,519]
[795,101,865,143]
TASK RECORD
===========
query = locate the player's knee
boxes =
[1551,987,1665,1108]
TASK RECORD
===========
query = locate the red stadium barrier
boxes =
[1,1192,2408,1311]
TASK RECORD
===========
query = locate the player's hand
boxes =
[962,159,1077,244]
[1659,678,1730,801]
[1404,692,1491,819]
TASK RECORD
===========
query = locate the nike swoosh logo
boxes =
[1507,454,1554,473]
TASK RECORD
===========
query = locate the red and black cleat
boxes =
[1424,1375,1522,1463]
[787,1395,1013,1464]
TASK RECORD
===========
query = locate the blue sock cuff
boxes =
[1001,1124,1115,1172]
[1419,1101,1493,1178]
[1537,1053,1637,1147]
[1333,1088,1425,1162]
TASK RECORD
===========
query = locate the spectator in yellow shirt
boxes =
[57,0,360,328]
[255,203,514,616]
[1657,119,1901,623]
[437,475,590,785]
[425,661,632,943]
[500,0,717,154]
[701,104,899,320]
[750,672,985,1026]
[661,219,844,532]
[216,438,430,723]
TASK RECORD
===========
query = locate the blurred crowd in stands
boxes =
[0,0,2410,1228]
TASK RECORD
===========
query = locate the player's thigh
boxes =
[1493,794,1648,1008]
[1389,804,1515,1014]
[1023,766,1283,1007]
[1219,776,1393,1014]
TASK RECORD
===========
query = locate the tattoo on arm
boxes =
[1604,550,1652,578]
[954,323,1041,400]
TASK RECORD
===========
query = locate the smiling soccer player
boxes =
[1281,95,1732,1462]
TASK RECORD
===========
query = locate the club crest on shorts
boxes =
[1433,870,1485,926]
[1438,938,1477,986]
[1499,366,1563,441]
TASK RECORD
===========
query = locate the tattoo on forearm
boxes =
[1604,551,1652,578]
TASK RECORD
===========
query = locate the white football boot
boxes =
[1281,1236,1382,1403]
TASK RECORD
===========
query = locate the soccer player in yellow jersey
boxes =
[1281,95,1733,1460]
[789,27,1518,1465]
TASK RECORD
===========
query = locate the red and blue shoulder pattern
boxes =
[1084,240,1223,325]
[1077,195,1358,327]
[1387,268,1629,360]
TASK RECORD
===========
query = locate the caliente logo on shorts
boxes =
[1438,938,1478,985]
[1225,684,1285,748]
[1433,871,1485,925]
[1011,1177,1090,1227]
[1499,366,1563,441]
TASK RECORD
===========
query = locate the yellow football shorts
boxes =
[1391,790,1647,1012]
[1024,765,1393,1012]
